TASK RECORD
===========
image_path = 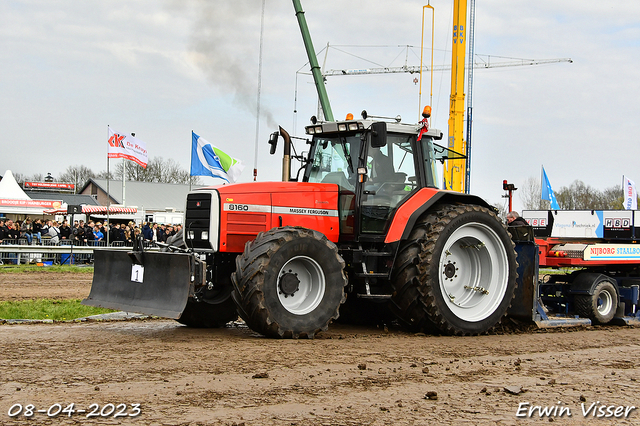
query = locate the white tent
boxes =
[0,170,30,200]
[0,170,60,215]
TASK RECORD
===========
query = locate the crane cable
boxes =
[419,2,434,119]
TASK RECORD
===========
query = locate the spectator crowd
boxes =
[0,217,182,247]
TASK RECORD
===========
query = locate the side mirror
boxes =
[268,131,279,155]
[370,122,387,148]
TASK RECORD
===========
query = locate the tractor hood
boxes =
[188,181,341,253]
[201,181,337,195]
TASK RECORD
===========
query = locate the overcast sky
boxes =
[1,0,638,211]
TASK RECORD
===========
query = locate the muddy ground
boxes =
[0,271,639,425]
[0,271,93,301]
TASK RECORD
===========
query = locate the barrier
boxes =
[0,241,159,265]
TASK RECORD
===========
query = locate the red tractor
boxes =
[85,114,518,338]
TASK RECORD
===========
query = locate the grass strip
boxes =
[0,299,115,321]
[0,265,93,274]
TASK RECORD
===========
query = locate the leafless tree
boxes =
[519,176,549,210]
[492,202,508,222]
[555,181,626,210]
[58,165,96,190]
[12,172,27,186]
[95,170,115,180]
[114,157,201,185]
[601,185,625,209]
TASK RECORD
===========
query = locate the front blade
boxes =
[82,249,194,319]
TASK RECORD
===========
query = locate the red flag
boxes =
[417,118,429,141]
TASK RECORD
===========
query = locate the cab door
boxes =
[360,133,419,234]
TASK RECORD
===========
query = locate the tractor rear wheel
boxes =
[575,277,618,324]
[391,204,517,335]
[231,226,347,338]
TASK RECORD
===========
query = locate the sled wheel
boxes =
[176,298,237,328]
[575,278,618,324]
[231,226,347,338]
[391,204,517,335]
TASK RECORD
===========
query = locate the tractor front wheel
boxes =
[231,227,347,338]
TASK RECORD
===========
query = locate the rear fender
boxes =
[569,272,620,297]
[384,189,492,244]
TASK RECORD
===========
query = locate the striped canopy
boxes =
[44,205,137,215]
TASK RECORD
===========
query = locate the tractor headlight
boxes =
[348,123,359,131]
[201,231,209,240]
[338,123,347,131]
[314,126,323,134]
[188,231,195,240]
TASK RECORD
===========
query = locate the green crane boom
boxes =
[292,0,334,122]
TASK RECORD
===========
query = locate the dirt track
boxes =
[0,271,93,301]
[1,271,640,425]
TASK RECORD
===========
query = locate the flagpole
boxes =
[540,165,543,210]
[253,0,266,182]
[122,157,126,207]
[106,125,110,246]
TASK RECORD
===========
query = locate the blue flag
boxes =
[190,132,244,182]
[541,166,560,210]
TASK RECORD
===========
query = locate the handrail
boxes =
[0,241,160,265]
[0,245,160,254]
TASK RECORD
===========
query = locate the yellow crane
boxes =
[419,0,468,193]
[445,0,467,193]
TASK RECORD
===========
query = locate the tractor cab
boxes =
[297,114,460,239]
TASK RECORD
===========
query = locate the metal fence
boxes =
[0,239,158,265]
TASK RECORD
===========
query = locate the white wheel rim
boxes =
[277,256,326,315]
[438,222,509,322]
[597,289,614,315]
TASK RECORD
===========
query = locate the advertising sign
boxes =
[0,199,63,209]
[549,211,602,238]
[24,182,75,190]
[584,244,640,261]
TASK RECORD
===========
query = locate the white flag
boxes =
[108,127,148,168]
[623,175,637,210]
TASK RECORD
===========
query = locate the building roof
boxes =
[81,179,204,212]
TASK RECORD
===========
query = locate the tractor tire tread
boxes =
[231,226,346,338]
[391,204,518,335]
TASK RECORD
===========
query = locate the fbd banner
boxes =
[623,175,637,210]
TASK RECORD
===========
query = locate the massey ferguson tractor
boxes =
[82,0,519,338]
[84,115,519,338]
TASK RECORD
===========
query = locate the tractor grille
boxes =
[185,192,214,249]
